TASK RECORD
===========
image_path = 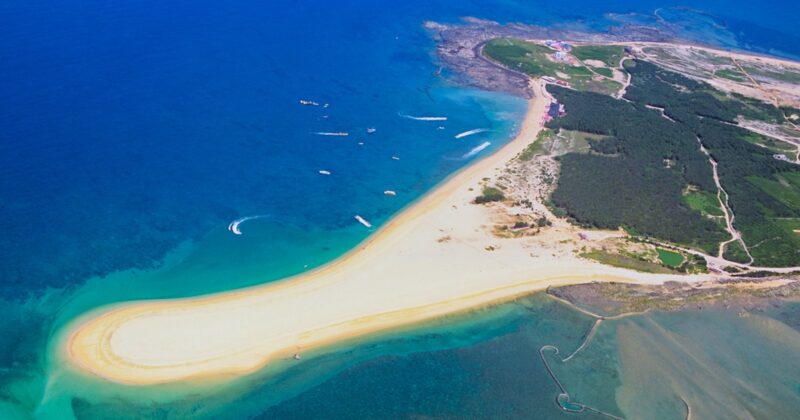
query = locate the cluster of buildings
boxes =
[542,76,571,88]
[544,40,573,63]
[544,39,572,52]
[554,51,569,62]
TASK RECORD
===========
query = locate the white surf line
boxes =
[462,141,491,159]
[454,128,489,139]
[227,215,269,235]
[398,113,448,121]
[313,131,349,136]
[354,215,372,228]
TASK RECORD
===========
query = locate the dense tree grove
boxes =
[696,119,800,265]
[547,83,724,253]
[546,59,800,265]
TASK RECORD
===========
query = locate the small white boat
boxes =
[366,127,377,134]
[384,190,396,196]
[358,142,365,146]
[319,170,331,175]
[391,156,400,161]
[299,99,319,106]
[354,215,372,228]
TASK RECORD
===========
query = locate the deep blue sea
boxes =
[1,1,799,418]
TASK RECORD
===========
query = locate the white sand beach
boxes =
[66,80,710,385]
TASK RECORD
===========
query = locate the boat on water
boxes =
[299,99,319,106]
[391,156,400,161]
[319,170,331,175]
[354,215,372,228]
[366,127,377,134]
[384,190,396,196]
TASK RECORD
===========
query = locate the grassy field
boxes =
[684,190,724,217]
[571,45,625,67]
[581,250,676,274]
[474,186,505,204]
[591,67,614,78]
[774,218,800,237]
[743,66,800,84]
[656,248,684,267]
[723,240,751,263]
[483,38,621,96]
[741,133,796,154]
[748,174,800,209]
[519,129,551,161]
[715,68,748,83]
[552,129,602,155]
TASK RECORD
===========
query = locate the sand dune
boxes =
[66,80,709,384]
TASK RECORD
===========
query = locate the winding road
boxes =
[694,137,754,264]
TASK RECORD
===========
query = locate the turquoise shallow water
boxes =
[2,0,800,418]
[40,294,800,419]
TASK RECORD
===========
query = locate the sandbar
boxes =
[66,80,710,385]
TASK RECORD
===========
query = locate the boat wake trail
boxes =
[398,113,448,121]
[454,128,489,139]
[313,131,349,136]
[462,141,491,159]
[227,215,270,235]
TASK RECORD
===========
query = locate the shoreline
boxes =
[622,40,800,69]
[433,17,800,101]
[65,79,712,385]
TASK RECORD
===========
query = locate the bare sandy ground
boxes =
[66,80,711,385]
[627,41,800,107]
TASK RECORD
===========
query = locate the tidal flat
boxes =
[61,291,800,419]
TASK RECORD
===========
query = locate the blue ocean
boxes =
[1,1,799,418]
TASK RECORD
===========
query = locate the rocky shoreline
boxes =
[549,279,800,317]
[425,17,675,98]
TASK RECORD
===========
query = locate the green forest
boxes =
[545,59,800,266]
